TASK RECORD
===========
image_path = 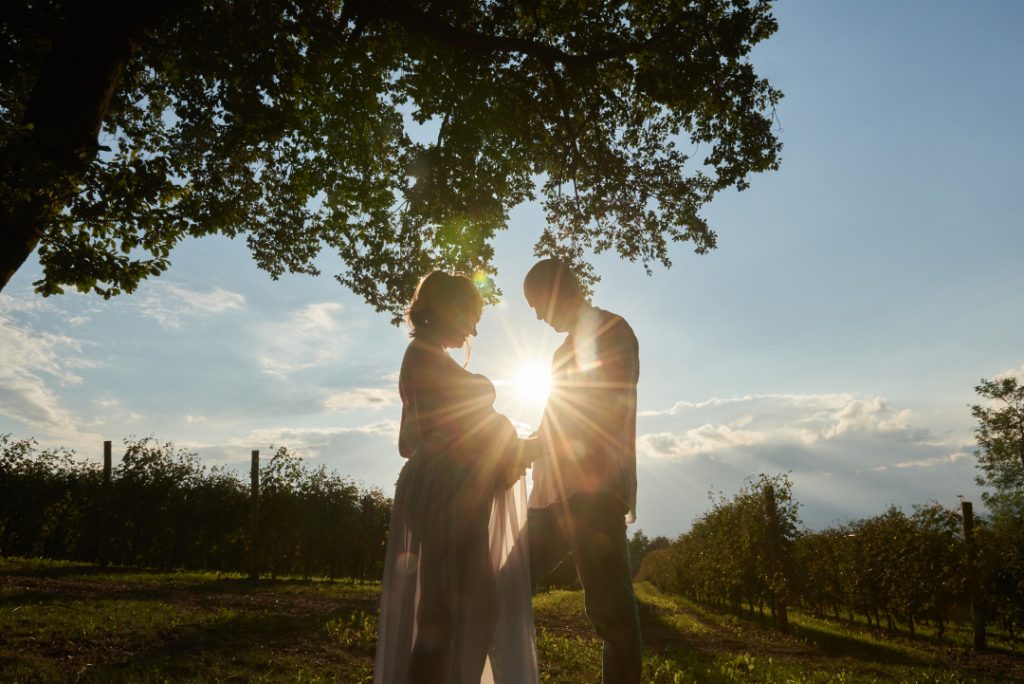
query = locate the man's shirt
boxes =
[528,306,639,521]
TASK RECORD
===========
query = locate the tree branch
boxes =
[359,0,658,68]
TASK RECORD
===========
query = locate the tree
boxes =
[1,0,782,318]
[971,375,1024,514]
[627,528,670,577]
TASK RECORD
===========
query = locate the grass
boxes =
[1,557,1021,683]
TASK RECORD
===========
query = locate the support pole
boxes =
[98,440,112,568]
[961,500,986,651]
[764,483,790,634]
[249,450,260,581]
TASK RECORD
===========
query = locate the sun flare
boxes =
[511,361,552,408]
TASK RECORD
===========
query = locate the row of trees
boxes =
[638,374,1024,641]
[0,434,391,579]
[637,474,1024,640]
[638,474,798,631]
[793,503,1024,640]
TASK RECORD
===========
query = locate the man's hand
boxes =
[496,436,547,489]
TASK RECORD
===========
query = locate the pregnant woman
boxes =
[374,271,539,684]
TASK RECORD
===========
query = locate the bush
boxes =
[0,434,391,579]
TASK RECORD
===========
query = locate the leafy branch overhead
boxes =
[0,0,782,319]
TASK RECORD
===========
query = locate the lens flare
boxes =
[511,361,552,408]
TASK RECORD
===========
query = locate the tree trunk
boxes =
[0,1,172,293]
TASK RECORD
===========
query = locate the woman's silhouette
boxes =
[374,271,539,684]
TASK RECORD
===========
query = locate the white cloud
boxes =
[246,422,400,445]
[639,424,780,460]
[638,392,857,417]
[139,282,246,330]
[820,397,914,439]
[258,302,349,377]
[0,292,52,314]
[637,392,925,462]
[189,422,402,468]
[91,397,144,423]
[0,311,98,439]
[629,390,993,532]
[324,387,399,411]
[993,363,1024,383]
[872,451,972,471]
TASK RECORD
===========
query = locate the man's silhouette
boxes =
[524,258,642,684]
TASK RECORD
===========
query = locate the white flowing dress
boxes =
[374,339,538,684]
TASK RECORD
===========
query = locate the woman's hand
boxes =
[493,436,544,489]
[518,435,546,468]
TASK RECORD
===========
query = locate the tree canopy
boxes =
[972,375,1024,515]
[1,0,782,319]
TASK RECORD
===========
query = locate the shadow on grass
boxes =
[0,568,380,614]
[637,595,933,670]
[73,604,377,683]
[636,598,724,670]
[730,604,1024,663]
[0,558,130,578]
[0,557,378,585]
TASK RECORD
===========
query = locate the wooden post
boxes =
[764,483,790,634]
[98,440,112,568]
[249,450,260,581]
[961,500,986,651]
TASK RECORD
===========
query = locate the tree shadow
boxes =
[0,559,135,579]
[0,569,379,613]
[635,595,932,670]
[73,604,377,682]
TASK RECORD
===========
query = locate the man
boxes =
[524,258,642,684]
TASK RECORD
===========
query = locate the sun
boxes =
[511,361,552,408]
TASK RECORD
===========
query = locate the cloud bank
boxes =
[633,391,984,535]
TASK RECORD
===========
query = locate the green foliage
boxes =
[0,560,383,682]
[794,503,1024,639]
[0,434,100,558]
[2,559,1020,682]
[971,375,1024,515]
[977,509,1024,638]
[638,470,1024,642]
[629,528,671,577]
[2,0,783,316]
[645,473,798,618]
[325,610,379,653]
[0,434,391,577]
[537,631,602,683]
[794,503,970,638]
[256,445,391,579]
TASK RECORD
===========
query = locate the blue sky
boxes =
[2,1,1023,538]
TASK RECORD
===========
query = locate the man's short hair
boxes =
[523,258,582,303]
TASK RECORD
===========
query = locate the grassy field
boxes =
[1,557,1022,683]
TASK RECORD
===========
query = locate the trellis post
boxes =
[249,450,260,581]
[98,440,112,568]
[961,500,986,651]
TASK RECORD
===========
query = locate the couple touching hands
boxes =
[374,258,642,684]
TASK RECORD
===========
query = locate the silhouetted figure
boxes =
[374,271,540,684]
[524,258,643,684]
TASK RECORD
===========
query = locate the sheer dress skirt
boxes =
[373,450,537,684]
